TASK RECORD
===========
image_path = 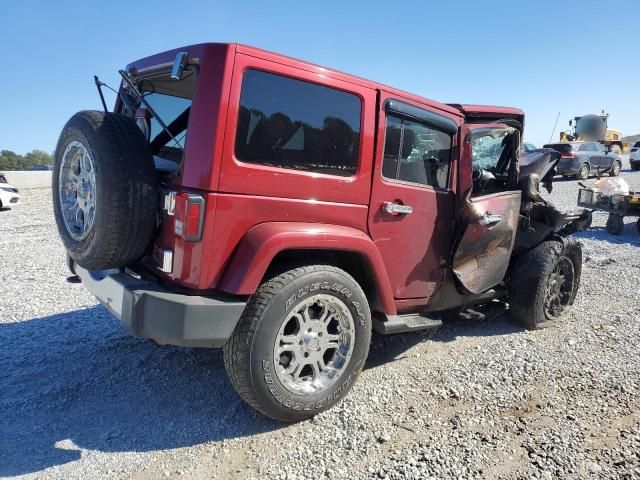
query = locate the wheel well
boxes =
[264,249,384,312]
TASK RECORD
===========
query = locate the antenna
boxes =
[549,111,560,144]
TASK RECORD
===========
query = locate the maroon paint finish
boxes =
[450,104,525,129]
[123,44,236,191]
[124,43,525,315]
[218,222,396,314]
[367,90,461,299]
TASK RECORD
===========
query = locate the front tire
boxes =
[223,265,371,422]
[508,239,582,330]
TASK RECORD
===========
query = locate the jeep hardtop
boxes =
[53,43,587,421]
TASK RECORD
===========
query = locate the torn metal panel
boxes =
[452,191,521,294]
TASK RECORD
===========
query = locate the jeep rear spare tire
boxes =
[53,111,158,270]
[223,265,371,422]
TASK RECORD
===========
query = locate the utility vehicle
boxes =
[54,44,587,421]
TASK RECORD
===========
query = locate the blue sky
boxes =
[1,0,638,155]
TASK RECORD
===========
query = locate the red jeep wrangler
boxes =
[53,43,587,422]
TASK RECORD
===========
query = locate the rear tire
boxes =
[575,163,590,180]
[223,265,371,422]
[609,160,621,177]
[606,214,625,235]
[508,239,582,330]
[53,111,158,270]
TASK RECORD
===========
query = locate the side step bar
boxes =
[372,313,442,335]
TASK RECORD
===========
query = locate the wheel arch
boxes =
[217,222,397,314]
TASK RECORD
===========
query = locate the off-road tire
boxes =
[223,265,371,422]
[508,238,582,330]
[53,111,158,270]
[606,214,625,235]
[576,163,590,180]
[609,160,621,177]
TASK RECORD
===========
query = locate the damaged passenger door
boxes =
[452,125,521,294]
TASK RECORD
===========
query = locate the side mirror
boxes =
[171,52,189,80]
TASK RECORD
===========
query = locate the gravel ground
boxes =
[1,159,639,480]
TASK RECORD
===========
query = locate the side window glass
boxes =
[381,114,452,189]
[235,69,362,177]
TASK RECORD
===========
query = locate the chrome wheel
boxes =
[274,294,355,395]
[611,161,621,176]
[58,141,97,240]
[544,258,575,318]
[577,164,589,180]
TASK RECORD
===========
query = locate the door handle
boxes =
[382,201,413,215]
[480,213,502,226]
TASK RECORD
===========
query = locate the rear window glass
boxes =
[135,67,198,165]
[144,93,191,151]
[634,141,640,148]
[235,69,361,177]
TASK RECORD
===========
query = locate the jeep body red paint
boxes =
[58,42,586,421]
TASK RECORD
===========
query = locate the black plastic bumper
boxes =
[76,266,247,348]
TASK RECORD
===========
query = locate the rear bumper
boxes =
[556,158,581,175]
[76,266,247,348]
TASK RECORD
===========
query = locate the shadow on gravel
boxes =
[0,302,529,476]
[366,303,522,370]
[575,225,640,245]
[0,306,280,477]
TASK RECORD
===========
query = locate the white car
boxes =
[630,141,640,171]
[0,182,21,209]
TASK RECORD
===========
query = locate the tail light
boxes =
[561,151,576,158]
[174,193,205,241]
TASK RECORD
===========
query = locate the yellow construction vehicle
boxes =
[560,110,628,154]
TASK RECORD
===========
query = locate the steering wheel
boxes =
[472,166,496,192]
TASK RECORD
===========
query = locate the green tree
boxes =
[25,149,53,166]
[0,149,53,170]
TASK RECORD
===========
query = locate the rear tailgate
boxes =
[543,143,573,154]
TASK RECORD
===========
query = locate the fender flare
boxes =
[218,222,396,314]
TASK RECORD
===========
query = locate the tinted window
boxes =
[578,143,593,151]
[634,141,640,148]
[382,114,452,189]
[235,69,361,176]
[593,143,605,152]
[142,92,192,163]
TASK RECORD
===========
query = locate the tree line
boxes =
[0,150,53,170]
